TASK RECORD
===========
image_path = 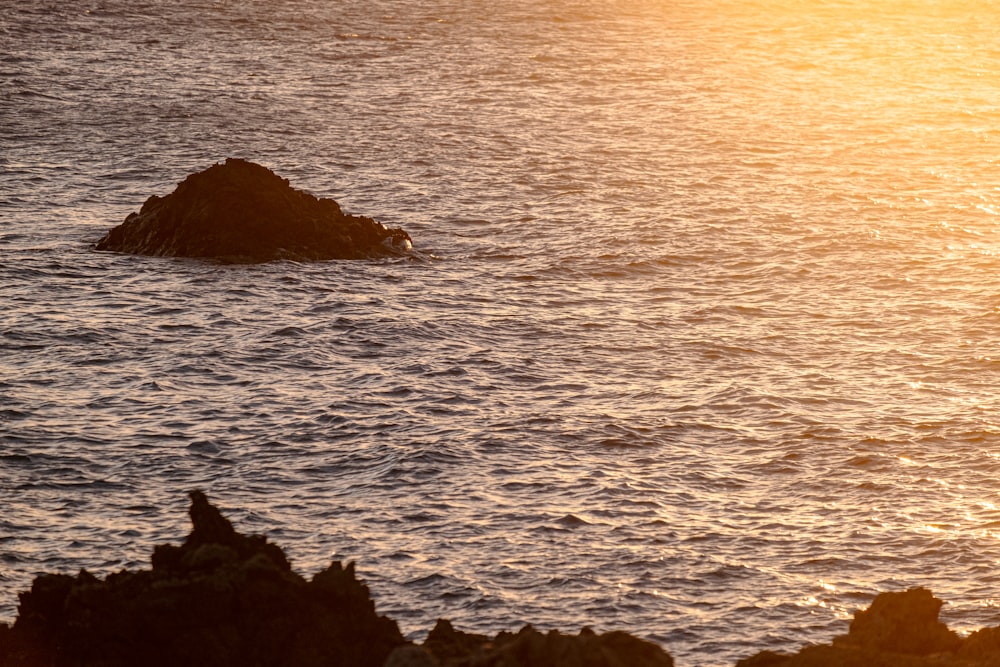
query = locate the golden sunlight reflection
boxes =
[667,0,1000,222]
[8,0,1000,665]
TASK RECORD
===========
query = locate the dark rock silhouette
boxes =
[15,493,1000,667]
[94,158,412,262]
[408,618,676,666]
[734,587,975,667]
[844,587,961,655]
[0,492,677,667]
[0,491,405,667]
[422,619,493,664]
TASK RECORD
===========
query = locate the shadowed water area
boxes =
[3,1,1000,664]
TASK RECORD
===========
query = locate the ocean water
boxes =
[3,1,1000,664]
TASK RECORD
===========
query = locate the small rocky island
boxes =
[4,492,1000,666]
[94,159,412,262]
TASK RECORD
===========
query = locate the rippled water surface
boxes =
[4,1,1000,664]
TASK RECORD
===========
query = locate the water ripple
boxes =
[4,1,1000,666]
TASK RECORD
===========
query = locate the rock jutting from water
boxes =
[8,494,1000,667]
[736,587,1000,667]
[94,158,412,262]
[0,491,406,667]
[0,491,675,667]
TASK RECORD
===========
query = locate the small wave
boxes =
[271,326,308,337]
[556,514,591,527]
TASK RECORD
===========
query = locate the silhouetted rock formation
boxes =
[0,492,677,667]
[94,158,412,262]
[735,587,982,667]
[846,587,961,655]
[0,491,405,667]
[397,618,676,666]
[19,493,1000,667]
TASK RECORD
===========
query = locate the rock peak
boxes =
[186,489,238,547]
[95,159,412,262]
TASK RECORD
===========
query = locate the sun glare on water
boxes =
[640,0,1000,247]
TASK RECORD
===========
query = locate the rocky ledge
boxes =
[94,159,412,262]
[737,586,1000,667]
[0,492,673,667]
[6,493,1000,667]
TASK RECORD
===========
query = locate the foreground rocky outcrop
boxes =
[94,158,412,262]
[0,492,674,667]
[394,618,674,666]
[737,587,999,667]
[9,493,1000,667]
[0,491,406,667]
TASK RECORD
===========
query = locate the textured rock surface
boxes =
[0,491,405,667]
[17,492,1000,667]
[843,587,961,655]
[734,587,980,667]
[406,617,675,667]
[95,158,412,262]
[0,492,677,667]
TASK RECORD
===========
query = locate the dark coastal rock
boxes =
[960,626,1000,661]
[842,586,960,655]
[0,491,405,667]
[0,492,677,667]
[409,617,675,667]
[734,588,970,667]
[12,498,1000,667]
[94,158,412,262]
